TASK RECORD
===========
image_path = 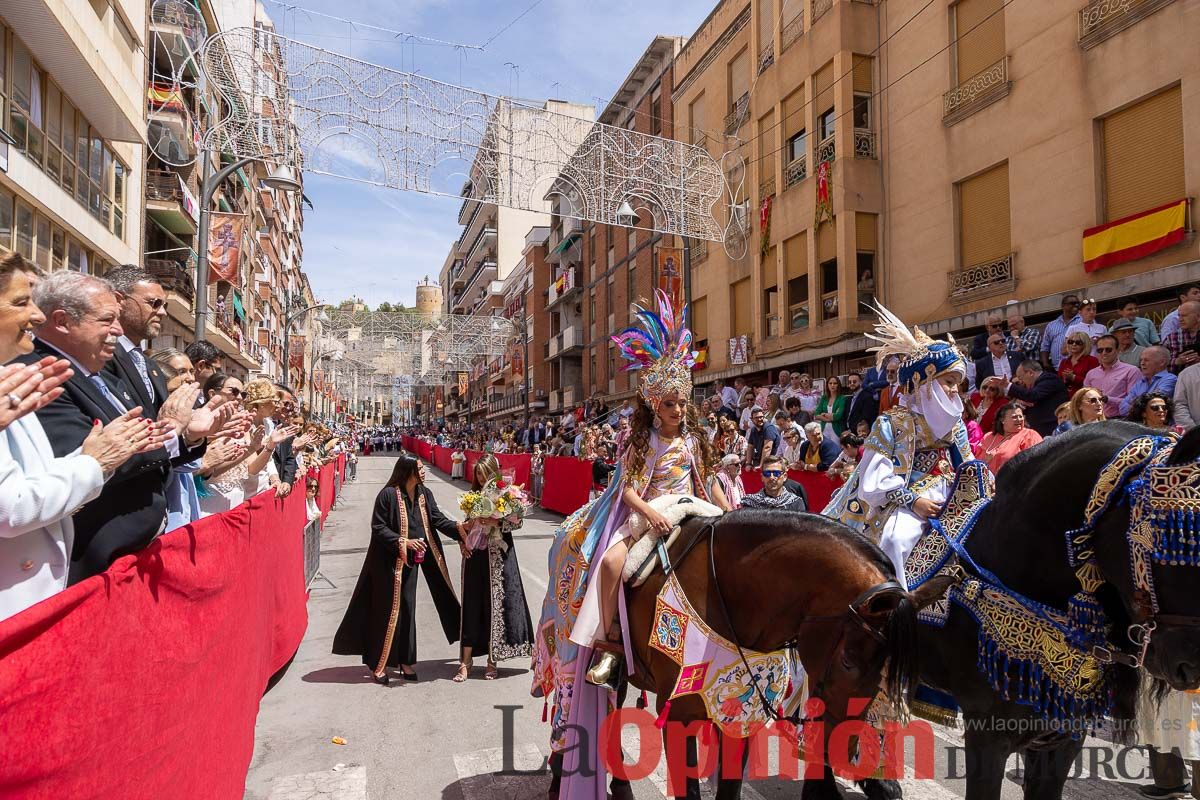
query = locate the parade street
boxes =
[245,456,1155,800]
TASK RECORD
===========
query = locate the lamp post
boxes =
[193,153,301,340]
[280,291,329,385]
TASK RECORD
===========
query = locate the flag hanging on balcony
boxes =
[759,196,772,259]
[1082,199,1188,273]
[814,160,833,229]
[207,212,246,283]
[656,246,683,309]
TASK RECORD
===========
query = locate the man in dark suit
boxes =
[104,266,172,415]
[1004,360,1070,437]
[272,383,301,497]
[844,371,879,435]
[974,331,1023,386]
[969,312,1007,361]
[23,272,180,583]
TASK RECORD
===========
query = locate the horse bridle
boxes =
[696,520,903,727]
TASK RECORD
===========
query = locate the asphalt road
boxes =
[245,455,1156,800]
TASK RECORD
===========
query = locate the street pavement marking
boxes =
[266,764,367,800]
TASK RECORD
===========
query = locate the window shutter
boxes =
[782,89,805,141]
[785,231,807,279]
[817,219,836,263]
[759,110,776,179]
[955,0,1005,83]
[763,246,778,289]
[782,0,802,24]
[856,213,877,252]
[692,296,708,341]
[1103,85,1185,222]
[958,163,1010,267]
[732,278,751,336]
[730,49,750,105]
[689,93,706,145]
[759,0,774,51]
[852,55,873,94]
[814,62,834,115]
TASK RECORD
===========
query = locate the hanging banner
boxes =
[509,341,524,380]
[207,212,246,284]
[656,246,683,309]
[759,195,772,258]
[729,335,749,365]
[457,371,469,397]
[814,160,833,229]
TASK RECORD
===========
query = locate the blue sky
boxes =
[275,0,715,308]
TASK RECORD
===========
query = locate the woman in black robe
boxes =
[454,454,535,682]
[333,456,464,684]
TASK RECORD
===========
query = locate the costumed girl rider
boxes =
[825,304,972,588]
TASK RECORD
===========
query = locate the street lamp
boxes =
[193,153,301,340]
[615,199,637,227]
[281,292,330,384]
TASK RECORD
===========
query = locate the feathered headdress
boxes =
[865,302,965,393]
[611,290,696,411]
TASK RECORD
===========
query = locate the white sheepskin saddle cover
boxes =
[623,494,724,586]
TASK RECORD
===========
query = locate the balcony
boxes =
[449,259,467,289]
[724,93,749,135]
[1078,0,1176,48]
[547,215,583,264]
[146,169,199,235]
[943,56,1011,126]
[759,176,776,199]
[785,155,807,189]
[150,1,202,81]
[949,253,1016,304]
[813,0,833,23]
[146,258,194,308]
[757,44,775,76]
[547,325,583,359]
[782,15,804,49]
[547,267,582,309]
[458,193,478,226]
[147,84,197,168]
[853,128,877,159]
[816,134,835,165]
[563,384,584,409]
[692,239,708,264]
[462,260,498,298]
[549,390,561,411]
[465,225,497,265]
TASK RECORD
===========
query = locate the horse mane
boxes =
[724,508,898,579]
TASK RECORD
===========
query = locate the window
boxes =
[728,48,750,113]
[819,109,836,141]
[758,110,776,192]
[0,188,12,251]
[853,95,870,129]
[689,93,706,147]
[852,55,873,129]
[856,213,877,316]
[35,214,50,269]
[814,63,834,141]
[627,264,637,308]
[785,232,809,331]
[954,0,1005,83]
[692,295,708,343]
[15,201,33,259]
[957,162,1010,268]
[650,86,662,136]
[762,245,778,337]
[627,227,636,256]
[787,130,807,163]
[818,220,837,321]
[1102,85,1185,222]
[731,278,751,338]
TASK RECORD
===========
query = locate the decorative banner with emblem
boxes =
[759,195,772,258]
[728,335,749,366]
[655,246,683,310]
[207,212,246,283]
[457,371,469,397]
[814,160,833,229]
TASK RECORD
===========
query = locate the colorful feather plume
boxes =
[611,290,697,371]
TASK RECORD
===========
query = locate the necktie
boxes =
[89,374,128,414]
[128,347,155,401]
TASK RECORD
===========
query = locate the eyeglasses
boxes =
[1084,396,1106,404]
[144,298,167,311]
[1148,403,1168,412]
[223,388,245,398]
[1095,346,1115,353]
[762,470,784,477]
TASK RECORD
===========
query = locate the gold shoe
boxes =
[585,644,623,688]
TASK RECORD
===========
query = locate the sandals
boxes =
[452,663,469,683]
[484,663,498,680]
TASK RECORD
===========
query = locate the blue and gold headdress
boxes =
[865,303,965,393]
[611,290,696,411]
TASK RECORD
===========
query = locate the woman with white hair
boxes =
[715,453,746,509]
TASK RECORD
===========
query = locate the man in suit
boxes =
[1003,361,1069,437]
[22,272,182,583]
[104,266,172,415]
[844,371,879,435]
[272,383,301,497]
[974,331,1023,386]
[877,358,903,413]
[970,312,1006,362]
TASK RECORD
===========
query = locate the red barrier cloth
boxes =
[738,469,840,511]
[0,460,342,799]
[464,449,483,484]
[318,464,336,523]
[433,445,453,475]
[540,456,594,515]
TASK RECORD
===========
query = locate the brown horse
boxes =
[622,508,950,800]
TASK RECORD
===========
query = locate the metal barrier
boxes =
[303,520,321,586]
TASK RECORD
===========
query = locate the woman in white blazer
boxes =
[0,254,162,622]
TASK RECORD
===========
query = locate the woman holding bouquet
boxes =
[332,456,466,685]
[454,454,534,682]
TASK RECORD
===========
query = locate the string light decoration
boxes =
[190,26,732,241]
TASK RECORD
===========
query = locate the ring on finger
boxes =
[5,393,20,409]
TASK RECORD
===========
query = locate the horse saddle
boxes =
[623,494,724,587]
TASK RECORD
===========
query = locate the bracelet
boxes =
[885,487,918,510]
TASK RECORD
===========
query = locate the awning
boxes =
[232,292,245,321]
[551,231,581,256]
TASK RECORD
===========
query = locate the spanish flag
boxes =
[1082,199,1188,273]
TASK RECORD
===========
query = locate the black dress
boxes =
[459,521,534,661]
[333,485,462,670]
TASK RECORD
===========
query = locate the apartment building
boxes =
[572,36,687,413]
[672,0,1200,386]
[0,0,145,274]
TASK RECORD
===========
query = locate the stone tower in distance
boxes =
[415,277,442,319]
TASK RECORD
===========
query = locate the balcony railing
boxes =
[146,169,184,203]
[853,128,876,159]
[724,93,750,135]
[146,258,194,306]
[785,155,808,189]
[759,176,777,199]
[813,0,833,23]
[1078,0,1175,48]
[781,14,804,49]
[949,253,1016,303]
[943,56,1011,126]
[757,44,775,75]
[465,225,497,265]
[816,134,836,165]
[547,266,580,308]
[692,239,709,264]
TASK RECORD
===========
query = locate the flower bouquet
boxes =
[458,477,531,551]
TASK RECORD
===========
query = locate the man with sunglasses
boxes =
[1040,294,1082,371]
[740,455,807,512]
[105,266,171,415]
[1083,334,1140,418]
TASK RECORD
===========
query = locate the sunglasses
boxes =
[224,388,245,398]
[144,298,167,310]
[1095,346,1115,353]
[1148,403,1168,412]
[1084,395,1107,404]
[762,470,784,478]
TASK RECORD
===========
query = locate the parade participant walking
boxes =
[825,305,972,588]
[333,456,465,684]
[454,454,534,682]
